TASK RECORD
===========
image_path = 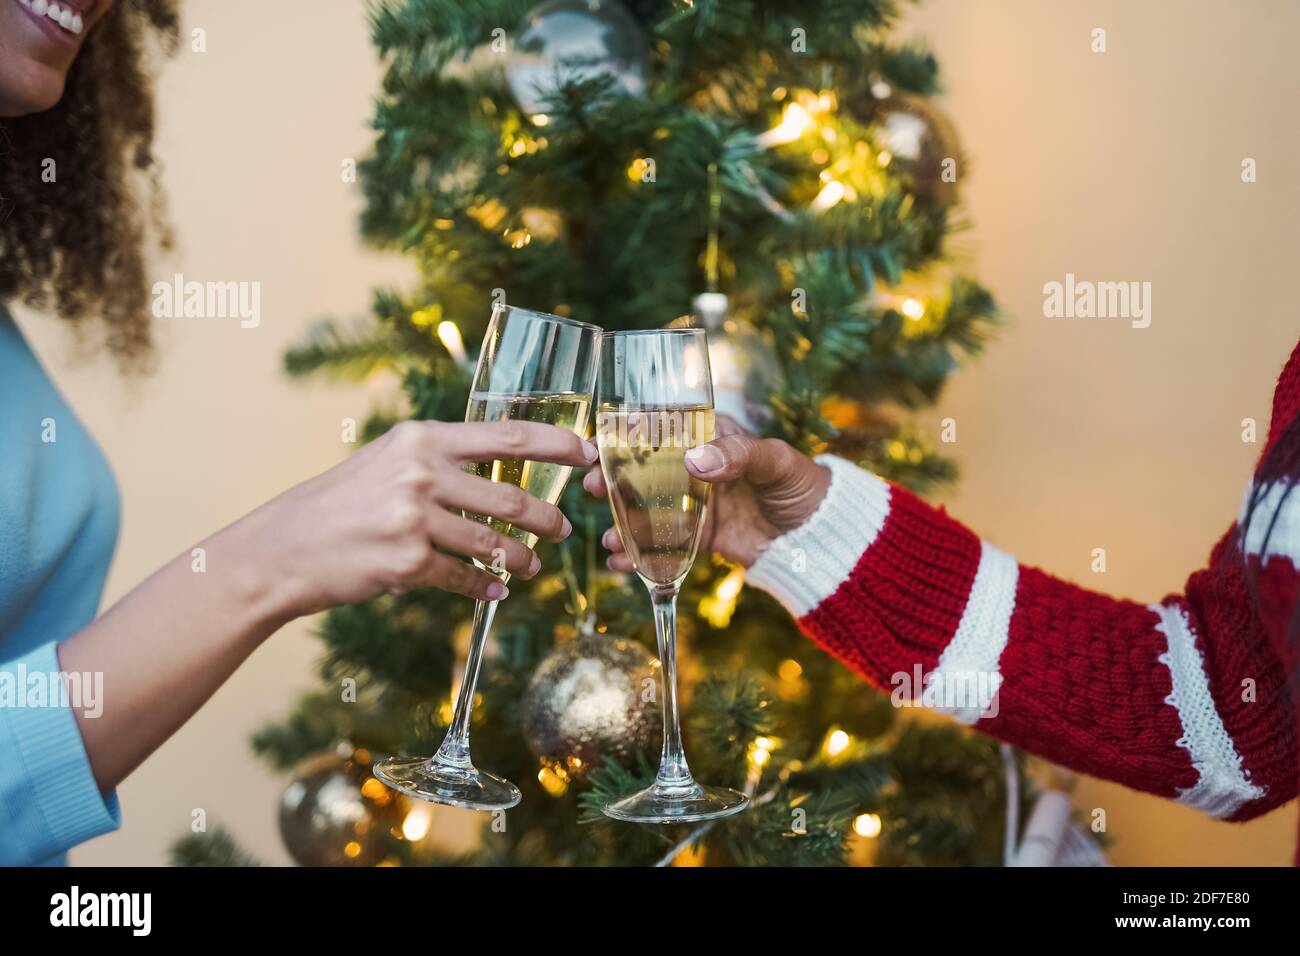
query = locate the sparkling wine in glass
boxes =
[374,305,600,810]
[595,328,749,823]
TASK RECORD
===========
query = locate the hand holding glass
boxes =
[374,305,599,810]
[595,328,749,823]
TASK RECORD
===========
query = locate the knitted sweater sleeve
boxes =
[747,343,1300,822]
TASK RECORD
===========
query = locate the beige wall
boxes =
[903,0,1298,864]
[16,0,1296,865]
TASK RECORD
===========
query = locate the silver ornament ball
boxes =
[507,0,649,117]
[694,293,782,435]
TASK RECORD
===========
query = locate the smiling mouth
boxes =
[15,0,86,36]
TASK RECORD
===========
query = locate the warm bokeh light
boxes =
[699,565,746,627]
[401,804,433,842]
[538,765,569,797]
[825,728,851,756]
[811,180,846,211]
[777,659,803,682]
[756,101,815,148]
[436,320,468,367]
[853,813,883,838]
[901,297,925,320]
[411,304,442,327]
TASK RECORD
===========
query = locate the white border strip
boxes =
[1150,601,1264,817]
[746,455,892,618]
[931,541,1019,724]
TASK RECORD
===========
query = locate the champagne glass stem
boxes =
[432,597,498,770]
[650,584,693,788]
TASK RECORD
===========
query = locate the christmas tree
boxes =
[176,0,1021,867]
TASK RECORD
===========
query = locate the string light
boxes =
[824,728,851,757]
[699,565,745,628]
[810,179,846,211]
[901,297,925,320]
[745,736,778,791]
[401,803,434,841]
[853,813,883,838]
[531,113,550,126]
[436,320,468,367]
[627,157,652,182]
[504,228,532,248]
[756,101,815,148]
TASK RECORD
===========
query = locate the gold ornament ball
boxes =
[521,634,662,782]
[278,745,408,867]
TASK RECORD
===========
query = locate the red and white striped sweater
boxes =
[747,341,1300,851]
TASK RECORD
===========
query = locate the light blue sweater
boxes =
[0,306,121,865]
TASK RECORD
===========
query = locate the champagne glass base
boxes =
[601,782,749,824]
[373,756,521,811]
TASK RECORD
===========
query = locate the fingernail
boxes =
[528,553,541,577]
[582,439,599,463]
[602,527,618,549]
[560,515,573,538]
[487,582,508,600]
[685,444,723,474]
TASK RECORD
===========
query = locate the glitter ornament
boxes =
[278,743,407,867]
[521,633,661,782]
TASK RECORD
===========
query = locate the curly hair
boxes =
[0,0,180,369]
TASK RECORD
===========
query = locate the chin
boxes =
[0,61,68,117]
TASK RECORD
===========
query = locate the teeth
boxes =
[20,0,84,36]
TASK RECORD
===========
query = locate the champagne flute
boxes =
[374,305,600,810]
[595,328,749,823]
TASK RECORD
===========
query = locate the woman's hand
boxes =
[230,419,598,620]
[583,414,831,570]
[60,418,597,795]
